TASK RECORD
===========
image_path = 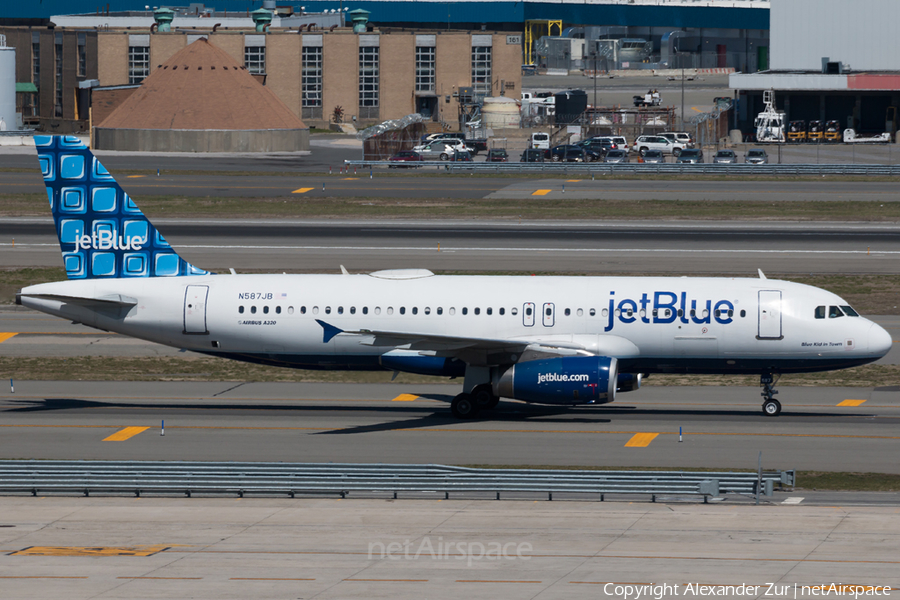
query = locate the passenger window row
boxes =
[236,305,747,319]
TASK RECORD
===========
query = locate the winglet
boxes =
[758,268,767,280]
[315,319,344,343]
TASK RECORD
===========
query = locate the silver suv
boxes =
[632,135,685,157]
[660,132,694,148]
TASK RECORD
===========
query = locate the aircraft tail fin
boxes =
[35,135,209,280]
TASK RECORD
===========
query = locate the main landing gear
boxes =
[450,384,500,419]
[760,373,782,416]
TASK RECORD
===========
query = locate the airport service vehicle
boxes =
[640,149,665,164]
[676,148,704,164]
[745,148,769,164]
[788,120,807,142]
[712,149,737,164]
[530,132,550,150]
[633,135,684,157]
[412,140,470,161]
[754,89,786,143]
[388,151,424,167]
[18,136,892,419]
[843,128,892,143]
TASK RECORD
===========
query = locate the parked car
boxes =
[641,149,665,163]
[420,132,488,154]
[388,150,424,167]
[603,149,629,164]
[676,148,704,164]
[594,136,629,154]
[486,149,509,162]
[712,149,737,164]
[660,131,694,148]
[549,145,586,162]
[576,139,612,160]
[450,150,473,162]
[745,148,769,164]
[632,135,684,157]
[413,141,468,160]
[520,148,548,162]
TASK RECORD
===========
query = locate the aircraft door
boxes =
[523,302,535,327]
[184,285,209,334]
[542,302,555,327]
[758,290,783,340]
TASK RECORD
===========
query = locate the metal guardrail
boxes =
[0,461,793,502]
[344,160,900,176]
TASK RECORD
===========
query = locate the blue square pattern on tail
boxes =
[35,135,209,279]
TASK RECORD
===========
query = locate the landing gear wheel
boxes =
[762,399,782,416]
[451,393,479,419]
[472,385,500,410]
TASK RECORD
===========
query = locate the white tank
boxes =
[481,96,520,129]
[0,38,16,131]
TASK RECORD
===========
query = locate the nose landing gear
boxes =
[761,373,782,416]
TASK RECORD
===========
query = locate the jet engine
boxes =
[493,356,618,405]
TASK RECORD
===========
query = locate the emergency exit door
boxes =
[758,290,782,340]
[184,285,209,334]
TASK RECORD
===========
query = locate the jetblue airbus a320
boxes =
[17,136,892,418]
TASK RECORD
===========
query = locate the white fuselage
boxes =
[20,273,891,377]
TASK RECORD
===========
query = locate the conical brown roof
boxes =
[98,38,306,130]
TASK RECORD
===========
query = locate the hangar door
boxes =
[184,285,209,335]
[758,290,783,340]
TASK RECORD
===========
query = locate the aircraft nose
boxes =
[868,322,893,357]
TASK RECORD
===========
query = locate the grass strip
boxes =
[5,193,900,221]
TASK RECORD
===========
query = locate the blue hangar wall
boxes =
[3,0,768,30]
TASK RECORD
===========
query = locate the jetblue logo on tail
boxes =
[36,135,209,280]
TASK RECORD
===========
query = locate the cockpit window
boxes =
[840,305,860,317]
[828,305,844,318]
[815,306,826,319]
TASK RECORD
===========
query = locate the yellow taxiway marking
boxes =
[342,177,359,180]
[391,393,420,402]
[231,577,316,581]
[566,179,581,182]
[0,333,17,343]
[103,426,149,442]
[126,175,145,178]
[532,189,551,196]
[838,399,867,407]
[624,432,659,447]
[456,580,542,584]
[12,545,169,557]
[291,187,315,194]
[345,578,429,582]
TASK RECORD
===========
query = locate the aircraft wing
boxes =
[315,320,591,365]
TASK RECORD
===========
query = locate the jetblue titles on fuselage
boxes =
[604,290,734,332]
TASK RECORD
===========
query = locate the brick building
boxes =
[0,20,523,133]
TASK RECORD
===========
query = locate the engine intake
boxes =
[494,356,618,405]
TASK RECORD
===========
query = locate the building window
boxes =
[77,33,86,77]
[54,33,63,117]
[32,32,40,87]
[359,46,379,119]
[415,46,435,93]
[128,46,149,84]
[471,46,492,97]
[301,45,322,120]
[244,46,265,74]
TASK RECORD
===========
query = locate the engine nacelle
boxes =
[616,373,642,393]
[493,356,618,405]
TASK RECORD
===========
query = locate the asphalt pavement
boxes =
[3,218,899,274]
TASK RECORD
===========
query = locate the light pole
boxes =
[591,50,598,131]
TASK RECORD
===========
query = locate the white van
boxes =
[531,132,550,149]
